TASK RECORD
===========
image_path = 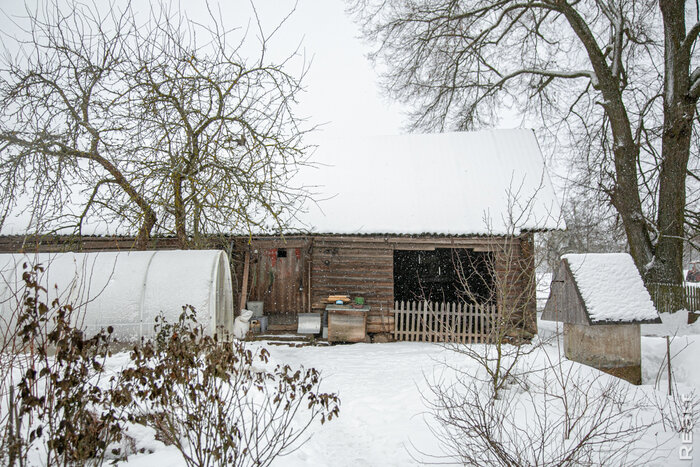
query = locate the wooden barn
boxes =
[0,130,560,343]
[230,130,559,341]
[230,234,534,337]
[541,253,660,384]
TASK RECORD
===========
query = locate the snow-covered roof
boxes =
[294,129,561,235]
[563,253,659,323]
[1,129,561,237]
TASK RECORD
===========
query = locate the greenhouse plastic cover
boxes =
[0,250,233,341]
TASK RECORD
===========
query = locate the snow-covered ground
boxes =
[9,317,699,466]
[14,271,700,466]
[121,342,448,466]
[116,316,700,466]
[118,270,700,465]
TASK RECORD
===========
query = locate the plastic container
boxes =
[247,301,264,318]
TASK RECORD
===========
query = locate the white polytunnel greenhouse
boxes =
[0,250,234,341]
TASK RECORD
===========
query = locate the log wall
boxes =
[310,236,394,333]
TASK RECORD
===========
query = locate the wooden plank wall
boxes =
[310,237,394,333]
[541,260,590,325]
[0,235,184,253]
[493,232,537,335]
[240,238,309,325]
[231,234,538,335]
[2,233,539,338]
[308,235,536,335]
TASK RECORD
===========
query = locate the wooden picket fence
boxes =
[648,283,700,314]
[393,300,496,343]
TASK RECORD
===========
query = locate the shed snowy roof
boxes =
[293,129,561,235]
[1,129,561,237]
[562,253,659,323]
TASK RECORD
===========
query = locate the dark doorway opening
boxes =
[393,248,494,304]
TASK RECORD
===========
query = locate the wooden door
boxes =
[249,246,306,325]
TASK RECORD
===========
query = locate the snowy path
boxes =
[266,342,450,466]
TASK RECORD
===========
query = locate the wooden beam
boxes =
[239,250,250,311]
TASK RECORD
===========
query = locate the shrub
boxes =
[120,306,340,467]
[1,263,124,466]
[1,264,339,467]
[423,347,654,466]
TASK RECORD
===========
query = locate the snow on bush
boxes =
[422,342,658,466]
[0,263,339,466]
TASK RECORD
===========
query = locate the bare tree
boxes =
[0,1,311,248]
[415,183,673,466]
[414,178,551,399]
[346,0,700,285]
[0,2,157,247]
[126,4,312,248]
[445,219,540,398]
[420,347,658,466]
[538,194,628,272]
[418,185,660,463]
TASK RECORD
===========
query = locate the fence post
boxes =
[409,301,415,341]
[393,301,398,341]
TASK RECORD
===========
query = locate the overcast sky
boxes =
[1,0,407,137]
[0,0,527,137]
[227,0,410,136]
[0,0,412,233]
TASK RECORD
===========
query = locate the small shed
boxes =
[541,253,660,384]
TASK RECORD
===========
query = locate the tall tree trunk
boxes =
[652,117,691,284]
[610,142,655,277]
[561,4,655,278]
[650,0,697,285]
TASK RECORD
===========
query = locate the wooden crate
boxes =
[326,305,369,343]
